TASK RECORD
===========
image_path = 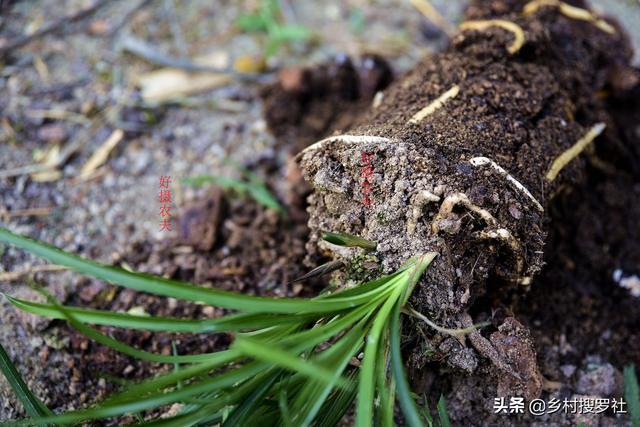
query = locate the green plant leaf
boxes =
[232,337,347,388]
[221,370,279,426]
[314,371,359,427]
[235,14,267,32]
[437,395,452,427]
[390,301,424,427]
[0,341,53,422]
[5,296,318,333]
[421,395,434,427]
[290,260,344,284]
[321,231,377,250]
[182,172,285,214]
[625,365,640,427]
[287,317,367,425]
[0,227,378,314]
[181,175,250,192]
[376,327,394,427]
[278,388,294,427]
[271,24,311,41]
[10,362,265,426]
[355,286,402,426]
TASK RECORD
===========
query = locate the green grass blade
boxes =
[319,267,406,300]
[278,297,383,353]
[132,404,216,427]
[625,365,640,427]
[355,287,402,426]
[107,350,239,403]
[289,317,368,426]
[5,296,319,333]
[390,302,424,427]
[232,337,347,388]
[290,260,344,284]
[376,329,394,427]
[279,389,294,427]
[399,253,437,306]
[321,231,377,250]
[181,175,250,192]
[221,371,279,426]
[182,173,285,214]
[10,362,266,426]
[40,292,225,364]
[314,371,359,427]
[421,395,434,427]
[0,227,375,314]
[437,395,452,427]
[0,341,53,421]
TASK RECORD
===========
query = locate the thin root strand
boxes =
[523,0,616,34]
[546,122,606,181]
[408,85,460,124]
[432,192,498,234]
[469,156,544,213]
[300,134,397,156]
[405,307,491,340]
[459,19,526,54]
[473,227,524,275]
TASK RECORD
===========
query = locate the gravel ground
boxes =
[0,0,638,421]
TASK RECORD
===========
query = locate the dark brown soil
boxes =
[297,0,639,419]
[262,54,393,152]
[3,1,638,425]
[429,71,640,426]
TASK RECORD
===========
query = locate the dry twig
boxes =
[0,1,109,57]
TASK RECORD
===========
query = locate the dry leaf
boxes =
[136,51,232,103]
[137,71,232,102]
[79,129,124,180]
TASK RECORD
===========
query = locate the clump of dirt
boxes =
[436,71,640,426]
[298,0,635,400]
[262,53,393,152]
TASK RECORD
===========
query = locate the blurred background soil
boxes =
[0,0,639,423]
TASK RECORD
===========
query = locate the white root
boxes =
[432,192,497,234]
[459,19,526,54]
[474,227,524,275]
[372,91,384,109]
[407,190,441,235]
[523,0,616,34]
[300,134,397,156]
[545,122,606,181]
[410,0,456,37]
[408,85,460,125]
[469,156,544,213]
[406,307,491,339]
[433,192,526,279]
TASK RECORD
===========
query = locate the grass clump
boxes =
[182,160,285,215]
[235,0,311,58]
[0,226,448,426]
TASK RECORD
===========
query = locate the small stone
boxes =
[560,364,577,378]
[278,67,311,93]
[202,306,216,317]
[88,19,111,35]
[576,362,621,397]
[508,204,522,219]
[37,124,67,143]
